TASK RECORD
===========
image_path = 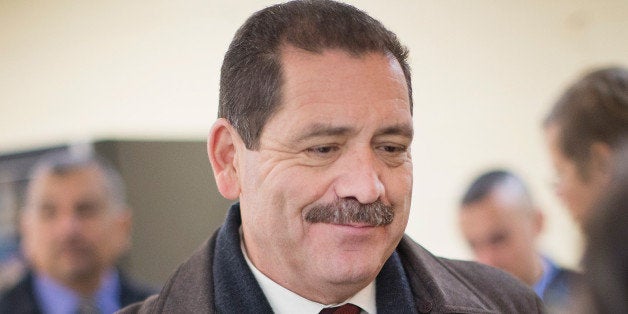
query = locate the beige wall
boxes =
[2,0,628,267]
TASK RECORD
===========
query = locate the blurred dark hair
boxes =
[26,149,127,210]
[461,169,531,206]
[543,66,628,181]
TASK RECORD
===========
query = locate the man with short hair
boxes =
[0,151,155,313]
[122,1,543,312]
[543,66,628,229]
[458,169,580,312]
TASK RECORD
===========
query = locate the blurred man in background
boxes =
[543,66,628,229]
[542,66,627,313]
[0,151,154,313]
[458,169,580,312]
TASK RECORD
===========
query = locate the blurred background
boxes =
[1,0,627,287]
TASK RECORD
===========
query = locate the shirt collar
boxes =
[240,229,376,314]
[533,255,559,298]
[33,269,121,314]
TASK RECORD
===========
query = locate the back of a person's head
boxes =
[544,66,628,179]
[219,0,411,150]
[582,140,628,313]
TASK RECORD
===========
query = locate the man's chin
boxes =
[56,261,99,281]
[321,268,379,295]
[322,254,384,285]
[67,269,99,282]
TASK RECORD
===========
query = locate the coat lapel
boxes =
[397,235,499,313]
[213,204,274,313]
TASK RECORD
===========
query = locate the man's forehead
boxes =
[37,162,99,177]
[31,167,106,196]
[275,48,410,110]
[249,45,413,148]
[279,45,403,79]
[462,199,510,223]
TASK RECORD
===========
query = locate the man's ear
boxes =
[208,119,241,200]
[114,207,133,253]
[19,208,35,260]
[590,142,613,184]
[531,207,544,237]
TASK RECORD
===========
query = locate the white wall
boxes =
[2,0,628,267]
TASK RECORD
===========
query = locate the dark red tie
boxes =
[319,303,361,314]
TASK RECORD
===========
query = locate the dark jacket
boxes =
[121,204,544,313]
[0,270,155,314]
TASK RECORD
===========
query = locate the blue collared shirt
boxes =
[532,256,558,299]
[33,269,120,314]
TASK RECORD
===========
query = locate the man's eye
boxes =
[39,204,57,220]
[306,146,338,155]
[383,146,402,153]
[376,144,409,166]
[378,145,407,154]
[75,202,100,219]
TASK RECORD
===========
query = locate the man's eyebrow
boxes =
[291,124,353,143]
[289,122,413,143]
[375,123,414,139]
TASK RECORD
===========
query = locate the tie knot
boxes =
[319,303,361,314]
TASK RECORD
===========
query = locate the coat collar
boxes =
[151,204,506,313]
[397,235,500,313]
[148,234,217,313]
[212,204,419,313]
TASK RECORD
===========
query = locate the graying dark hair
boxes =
[461,169,533,208]
[219,0,412,149]
[26,150,127,210]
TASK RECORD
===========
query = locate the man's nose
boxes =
[57,212,82,234]
[333,147,385,204]
[552,177,566,199]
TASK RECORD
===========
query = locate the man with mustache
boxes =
[122,1,543,313]
[0,151,154,313]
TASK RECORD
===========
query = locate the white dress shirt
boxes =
[240,231,377,314]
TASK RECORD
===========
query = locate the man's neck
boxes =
[529,255,545,286]
[33,268,121,314]
[72,278,102,296]
[47,269,107,296]
[239,227,376,307]
[241,234,376,313]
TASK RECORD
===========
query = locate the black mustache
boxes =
[304,198,394,226]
